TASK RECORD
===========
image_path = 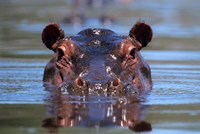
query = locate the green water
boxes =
[0,0,200,134]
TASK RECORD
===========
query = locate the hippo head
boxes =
[42,22,153,95]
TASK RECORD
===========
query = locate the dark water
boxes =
[1,0,200,134]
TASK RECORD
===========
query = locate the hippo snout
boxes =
[65,76,124,95]
[60,76,139,96]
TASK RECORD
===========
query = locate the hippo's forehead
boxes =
[70,28,125,55]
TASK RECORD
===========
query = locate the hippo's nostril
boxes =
[75,77,84,87]
[112,78,120,87]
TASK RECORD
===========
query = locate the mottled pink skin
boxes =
[41,22,153,94]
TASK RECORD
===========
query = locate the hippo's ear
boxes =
[129,22,153,48]
[42,23,65,51]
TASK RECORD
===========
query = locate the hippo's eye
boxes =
[57,48,64,61]
[129,48,136,59]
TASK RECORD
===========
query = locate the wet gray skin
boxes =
[41,22,153,95]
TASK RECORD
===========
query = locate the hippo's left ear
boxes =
[42,23,65,51]
[129,22,153,49]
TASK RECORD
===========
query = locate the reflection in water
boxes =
[42,85,152,133]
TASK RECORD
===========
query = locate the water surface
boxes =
[0,0,200,134]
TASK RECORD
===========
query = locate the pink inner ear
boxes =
[129,22,153,47]
[42,23,65,50]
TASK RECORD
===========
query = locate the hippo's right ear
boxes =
[41,23,65,51]
[129,22,153,49]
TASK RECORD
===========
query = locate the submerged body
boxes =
[41,22,153,95]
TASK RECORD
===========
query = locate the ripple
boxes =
[142,51,200,61]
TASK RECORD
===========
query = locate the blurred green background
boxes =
[1,0,200,134]
[1,0,200,60]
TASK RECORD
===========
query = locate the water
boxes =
[1,0,200,134]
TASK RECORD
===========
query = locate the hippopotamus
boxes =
[41,22,153,95]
